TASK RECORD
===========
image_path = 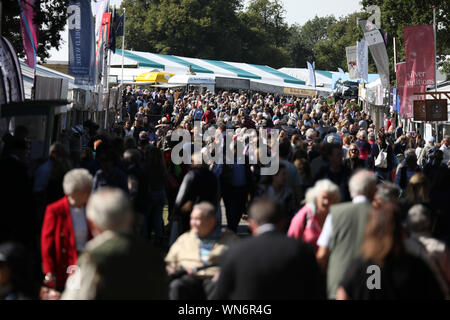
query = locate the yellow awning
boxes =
[135,72,175,83]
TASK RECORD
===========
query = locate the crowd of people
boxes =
[0,86,449,300]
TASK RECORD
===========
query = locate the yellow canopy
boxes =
[135,72,175,83]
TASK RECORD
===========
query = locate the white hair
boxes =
[306,128,316,140]
[305,179,341,207]
[192,202,216,220]
[349,170,377,199]
[86,188,133,232]
[63,169,93,195]
[358,130,367,140]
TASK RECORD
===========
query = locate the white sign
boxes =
[425,123,433,142]
[345,46,358,79]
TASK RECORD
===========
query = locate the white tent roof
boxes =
[278,67,334,88]
[109,49,312,91]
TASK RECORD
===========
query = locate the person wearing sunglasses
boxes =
[344,144,366,172]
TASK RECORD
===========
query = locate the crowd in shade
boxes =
[0,86,449,300]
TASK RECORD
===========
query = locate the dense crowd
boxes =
[0,86,449,300]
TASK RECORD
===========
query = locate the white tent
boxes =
[278,67,334,88]
[109,49,308,92]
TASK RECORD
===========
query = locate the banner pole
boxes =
[433,5,437,93]
[433,5,439,141]
[393,37,397,66]
[122,8,126,85]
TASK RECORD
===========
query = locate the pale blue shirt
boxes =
[70,207,89,252]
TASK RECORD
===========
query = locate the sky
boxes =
[47,0,362,62]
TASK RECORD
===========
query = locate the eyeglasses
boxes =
[350,149,359,152]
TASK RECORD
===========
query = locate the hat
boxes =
[427,136,435,143]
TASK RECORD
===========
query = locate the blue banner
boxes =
[68,0,95,82]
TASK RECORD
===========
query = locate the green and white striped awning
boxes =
[111,49,306,87]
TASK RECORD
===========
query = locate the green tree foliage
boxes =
[286,16,336,68]
[237,0,290,67]
[313,12,366,71]
[1,0,69,62]
[121,0,244,61]
[121,0,292,68]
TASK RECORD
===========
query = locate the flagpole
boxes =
[122,8,126,85]
[433,5,437,93]
[433,5,438,141]
[393,37,397,66]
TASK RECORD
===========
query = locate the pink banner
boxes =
[400,25,436,119]
[19,0,38,68]
[404,25,436,88]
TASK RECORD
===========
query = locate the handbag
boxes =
[375,147,388,168]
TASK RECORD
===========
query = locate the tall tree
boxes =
[286,16,336,68]
[239,0,290,67]
[246,0,289,48]
[313,12,365,71]
[121,0,244,61]
[286,24,313,68]
[1,0,69,62]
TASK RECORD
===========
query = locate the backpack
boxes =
[423,146,438,167]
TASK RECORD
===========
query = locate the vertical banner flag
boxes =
[345,46,358,79]
[96,13,111,85]
[357,40,369,82]
[18,0,38,69]
[404,25,435,89]
[115,13,125,36]
[68,0,94,78]
[95,0,109,37]
[109,11,125,53]
[338,68,345,74]
[307,61,316,87]
[398,25,436,119]
[359,20,390,88]
[391,87,399,113]
[109,7,116,53]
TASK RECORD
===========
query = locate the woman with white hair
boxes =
[288,179,340,252]
[41,168,93,293]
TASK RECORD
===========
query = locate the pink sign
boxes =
[19,0,38,68]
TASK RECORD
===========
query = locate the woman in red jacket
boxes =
[41,168,93,292]
[201,105,216,124]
